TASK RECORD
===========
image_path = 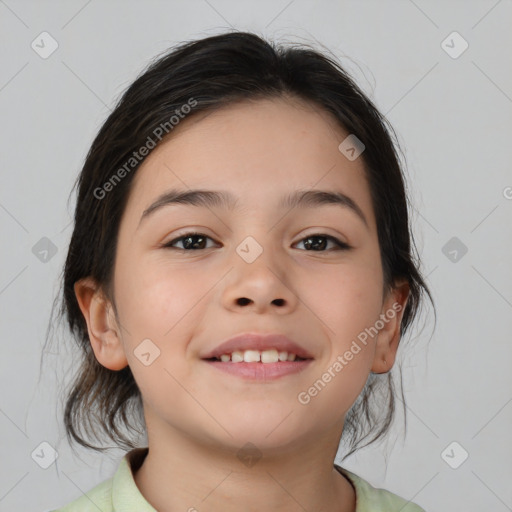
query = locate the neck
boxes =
[133,421,356,512]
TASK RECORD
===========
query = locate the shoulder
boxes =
[50,477,114,511]
[335,465,426,512]
[50,447,153,512]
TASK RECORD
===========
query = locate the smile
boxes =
[208,349,306,363]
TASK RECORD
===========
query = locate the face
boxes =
[78,96,408,455]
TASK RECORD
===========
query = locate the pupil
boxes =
[185,235,204,249]
[305,236,326,250]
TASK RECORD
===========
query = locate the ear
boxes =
[371,279,410,374]
[74,277,128,371]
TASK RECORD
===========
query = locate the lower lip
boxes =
[204,360,313,380]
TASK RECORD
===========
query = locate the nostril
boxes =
[237,297,251,305]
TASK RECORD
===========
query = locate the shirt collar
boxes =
[112,447,156,510]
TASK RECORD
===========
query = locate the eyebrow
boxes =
[138,188,369,229]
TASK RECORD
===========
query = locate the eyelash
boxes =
[163,231,351,252]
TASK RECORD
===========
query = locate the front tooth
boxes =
[220,354,230,362]
[231,350,244,362]
[261,349,279,363]
[278,351,288,362]
[287,353,296,361]
[243,350,261,362]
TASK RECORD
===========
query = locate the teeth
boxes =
[231,350,244,363]
[243,350,260,363]
[261,349,279,363]
[216,349,300,363]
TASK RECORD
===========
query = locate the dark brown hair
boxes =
[46,30,435,459]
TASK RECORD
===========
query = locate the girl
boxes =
[52,30,433,511]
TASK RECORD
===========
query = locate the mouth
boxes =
[201,333,314,380]
[204,349,308,363]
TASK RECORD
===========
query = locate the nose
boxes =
[221,242,298,314]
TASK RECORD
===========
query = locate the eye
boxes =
[162,231,350,252]
[164,232,217,250]
[294,234,350,251]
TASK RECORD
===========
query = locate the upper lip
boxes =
[201,333,314,360]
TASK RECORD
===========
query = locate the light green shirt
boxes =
[52,448,426,511]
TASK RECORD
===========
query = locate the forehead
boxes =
[122,96,375,231]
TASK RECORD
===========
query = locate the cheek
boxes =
[114,257,209,347]
[114,260,210,398]
[296,266,381,422]
[307,252,384,378]
[310,257,383,335]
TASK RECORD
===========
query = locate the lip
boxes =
[204,359,313,380]
[200,332,315,361]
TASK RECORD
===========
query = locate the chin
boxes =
[216,411,309,451]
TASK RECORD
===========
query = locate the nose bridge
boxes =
[230,207,280,263]
[234,231,281,283]
[232,206,289,269]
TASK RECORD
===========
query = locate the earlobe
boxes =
[74,277,128,371]
[371,280,410,374]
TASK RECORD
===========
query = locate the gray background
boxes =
[1,1,511,511]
